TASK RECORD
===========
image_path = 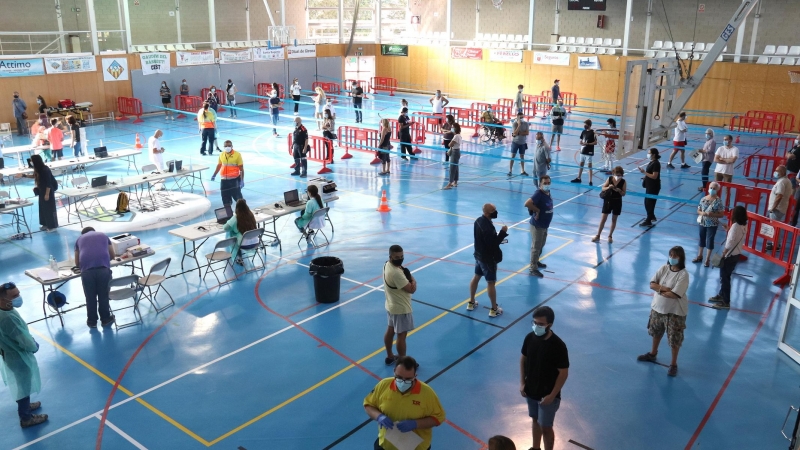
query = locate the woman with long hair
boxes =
[592,165,627,243]
[30,155,58,231]
[693,181,724,266]
[709,205,747,310]
[378,118,392,175]
[66,115,83,158]
[443,123,462,189]
[224,199,258,265]
[197,102,217,156]
[313,87,326,130]
[160,80,173,120]
[295,184,325,240]
[440,114,456,167]
[36,95,48,115]
[32,114,52,161]
[638,148,661,227]
[322,108,337,161]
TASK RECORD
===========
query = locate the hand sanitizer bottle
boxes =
[49,255,58,271]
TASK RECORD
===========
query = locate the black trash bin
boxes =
[309,256,345,303]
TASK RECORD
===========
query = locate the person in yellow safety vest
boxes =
[210,140,244,206]
[197,102,217,156]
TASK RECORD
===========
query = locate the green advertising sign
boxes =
[381,45,409,57]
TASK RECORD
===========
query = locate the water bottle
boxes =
[49,255,57,272]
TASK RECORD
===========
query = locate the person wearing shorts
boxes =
[509,112,530,176]
[549,101,566,151]
[520,306,569,450]
[713,135,739,183]
[290,79,302,115]
[46,119,64,160]
[469,204,508,318]
[592,166,626,244]
[382,245,416,366]
[571,120,596,185]
[637,246,690,377]
[667,112,689,169]
[159,81,173,120]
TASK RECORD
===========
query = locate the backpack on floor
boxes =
[115,192,129,213]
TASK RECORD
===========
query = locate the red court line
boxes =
[684,290,782,449]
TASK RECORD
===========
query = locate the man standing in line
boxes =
[210,140,245,206]
[364,355,446,450]
[47,118,64,161]
[769,165,792,222]
[514,84,525,115]
[571,120,597,185]
[197,102,217,156]
[509,111,530,177]
[713,134,739,183]
[429,89,449,123]
[291,117,309,178]
[785,137,800,225]
[74,227,116,328]
[12,92,27,136]
[468,203,508,318]
[549,100,566,151]
[226,79,238,119]
[520,306,569,450]
[667,112,690,169]
[532,132,552,187]
[180,79,189,96]
[148,129,165,172]
[291,78,302,115]
[525,175,554,278]
[382,245,417,366]
[351,81,364,123]
[551,80,562,104]
[398,107,414,161]
[270,90,283,138]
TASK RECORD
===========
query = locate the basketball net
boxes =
[790,70,800,83]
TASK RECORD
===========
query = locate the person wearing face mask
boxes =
[638,148,662,227]
[787,137,800,226]
[666,112,690,169]
[571,120,596,186]
[74,227,116,328]
[509,112,530,177]
[709,206,747,310]
[469,203,508,317]
[269,87,283,137]
[638,246,689,377]
[381,245,417,366]
[398,107,415,160]
[524,176,554,278]
[159,80,173,120]
[294,185,324,238]
[532,131,551,184]
[226,79,237,118]
[519,306,569,450]
[210,140,244,206]
[290,78,302,115]
[481,107,503,141]
[351,80,364,123]
[697,128,716,191]
[36,95,48,115]
[364,355,445,450]
[313,86,326,130]
[592,166,627,243]
[0,282,48,428]
[768,165,792,224]
[206,88,219,113]
[713,134,738,183]
[291,117,310,177]
[179,79,189,96]
[443,123,462,189]
[549,100,566,151]
[197,102,217,156]
[429,89,449,123]
[398,98,409,115]
[596,118,618,173]
[514,84,525,115]
[12,92,28,136]
[692,181,724,266]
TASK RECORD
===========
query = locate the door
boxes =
[344,55,374,83]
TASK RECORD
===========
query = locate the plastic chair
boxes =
[576,37,585,45]
[476,33,485,41]
[567,46,576,53]
[789,46,800,56]
[652,40,663,50]
[548,45,558,52]
[644,50,656,58]
[782,58,796,66]
[204,237,236,285]
[602,38,612,47]
[706,43,715,52]
[611,39,622,47]
[588,47,597,54]
[606,48,616,55]
[523,35,530,42]
[674,42,684,51]
[769,57,783,65]
[776,46,789,56]
[166,44,177,51]
[238,228,265,269]
[585,38,594,46]
[499,34,507,41]
[491,33,499,41]
[137,257,174,313]
[557,36,567,44]
[298,207,330,248]
[577,46,586,54]
[756,56,769,64]
[557,46,567,53]
[109,274,142,329]
[156,45,168,52]
[656,51,667,58]
[683,42,694,51]
[763,45,776,55]
[695,43,705,52]
[678,52,689,59]
[566,36,576,45]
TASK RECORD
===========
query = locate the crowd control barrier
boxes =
[257,83,285,110]
[311,82,341,103]
[729,115,783,136]
[731,210,799,286]
[718,181,796,224]
[174,95,203,120]
[471,102,511,124]
[411,112,445,134]
[743,154,787,187]
[371,77,397,96]
[497,98,536,119]
[388,119,425,153]
[116,97,144,123]
[524,94,552,118]
[200,88,226,113]
[561,92,578,112]
[443,106,480,137]
[343,79,369,99]
[745,110,795,134]
[770,137,797,157]
[338,126,382,164]
[287,134,334,174]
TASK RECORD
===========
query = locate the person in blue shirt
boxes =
[524,175,554,278]
[295,185,325,240]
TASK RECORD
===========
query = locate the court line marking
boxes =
[100,416,148,450]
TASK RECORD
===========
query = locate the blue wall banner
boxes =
[0,59,45,77]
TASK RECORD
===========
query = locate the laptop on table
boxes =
[215,204,233,224]
[91,175,107,188]
[284,189,306,208]
[93,146,108,158]
[167,160,183,173]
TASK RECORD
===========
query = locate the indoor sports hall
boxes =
[1,0,800,449]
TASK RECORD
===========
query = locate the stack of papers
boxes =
[28,268,60,281]
[384,427,423,450]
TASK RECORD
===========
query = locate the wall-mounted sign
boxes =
[102,58,129,81]
[44,55,97,74]
[287,45,317,59]
[577,55,601,70]
[139,53,170,75]
[0,59,45,77]
[488,49,523,63]
[381,45,408,57]
[219,49,253,64]
[253,47,284,61]
[533,51,570,66]
[176,50,215,66]
[451,47,483,60]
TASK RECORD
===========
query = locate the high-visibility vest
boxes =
[198,108,216,128]
[219,150,243,179]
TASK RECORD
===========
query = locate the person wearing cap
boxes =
[0,282,48,428]
[74,227,116,329]
[551,79,562,104]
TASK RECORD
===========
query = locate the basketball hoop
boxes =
[492,0,503,10]
[790,71,800,84]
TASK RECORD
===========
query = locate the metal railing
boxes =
[0,31,126,56]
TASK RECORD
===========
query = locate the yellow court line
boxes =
[30,329,212,446]
[206,238,574,445]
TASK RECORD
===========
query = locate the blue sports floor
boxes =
[0,90,797,450]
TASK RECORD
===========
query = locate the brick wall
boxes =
[180,1,210,44]
[478,0,529,38]
[409,0,448,35]
[0,0,58,32]
[128,0,178,45]
[450,0,476,41]
[284,0,306,41]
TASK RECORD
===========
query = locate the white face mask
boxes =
[225,146,233,153]
[211,88,216,93]
[614,175,621,181]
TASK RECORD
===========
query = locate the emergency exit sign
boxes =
[355,52,363,56]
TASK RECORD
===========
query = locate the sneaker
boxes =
[591,235,600,243]
[20,414,48,428]
[681,164,690,169]
[639,221,653,227]
[529,269,544,278]
[29,401,41,411]
[384,356,396,366]
[708,295,723,303]
[570,178,581,183]
[666,163,675,169]
[521,172,529,176]
[235,257,244,266]
[537,262,547,269]
[300,173,307,178]
[294,112,299,116]
[290,171,300,176]
[637,352,657,362]
[589,181,593,186]
[201,152,207,156]
[101,315,115,327]
[667,365,678,377]
[466,301,478,311]
[556,146,561,151]
[507,172,512,177]
[488,307,503,318]
[87,320,97,329]
[712,303,730,310]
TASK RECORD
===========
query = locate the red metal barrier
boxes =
[743,154,786,187]
[286,134,334,174]
[730,210,799,285]
[745,110,795,135]
[497,98,536,119]
[343,79,369,99]
[444,106,480,138]
[771,137,797,157]
[311,82,341,103]
[562,92,578,112]
[471,102,511,124]
[338,126,381,164]
[729,115,784,135]
[411,112,445,134]
[371,77,398,96]
[525,94,551,117]
[718,181,796,224]
[174,95,203,120]
[116,97,144,123]
[257,83,285,110]
[200,88,226,113]
[388,119,425,153]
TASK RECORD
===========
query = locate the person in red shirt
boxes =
[46,118,64,161]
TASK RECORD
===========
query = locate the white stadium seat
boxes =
[585,38,594,45]
[566,36,576,44]
[557,36,567,44]
[756,56,769,64]
[611,39,622,47]
[656,51,667,58]
[606,48,616,55]
[673,42,684,50]
[695,43,705,52]
[663,41,673,50]
[769,57,783,64]
[576,37,585,45]
[548,45,558,52]
[602,38,612,47]
[776,46,789,56]
[652,40,663,50]
[763,45,776,55]
[789,46,800,56]
[782,57,796,66]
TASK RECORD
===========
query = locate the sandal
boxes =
[691,257,702,263]
[704,261,710,267]
[591,235,600,243]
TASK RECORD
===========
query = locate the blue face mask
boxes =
[706,134,712,140]
[11,295,22,308]
[532,324,547,336]
[709,188,717,196]
[395,378,414,393]
[541,184,551,192]
[668,257,679,266]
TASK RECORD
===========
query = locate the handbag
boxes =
[21,112,28,120]
[599,177,613,199]
[710,252,724,268]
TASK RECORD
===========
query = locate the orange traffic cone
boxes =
[135,133,143,149]
[377,190,391,212]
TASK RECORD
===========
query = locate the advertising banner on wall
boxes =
[101,58,129,81]
[381,45,409,57]
[488,49,523,63]
[0,59,45,77]
[532,51,570,66]
[450,47,483,60]
[44,55,97,74]
[219,49,253,64]
[253,47,284,61]
[139,53,170,75]
[577,55,601,70]
[176,50,215,66]
[286,45,317,59]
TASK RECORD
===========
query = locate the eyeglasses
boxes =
[1,282,16,290]
[395,375,416,382]
[532,320,548,327]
